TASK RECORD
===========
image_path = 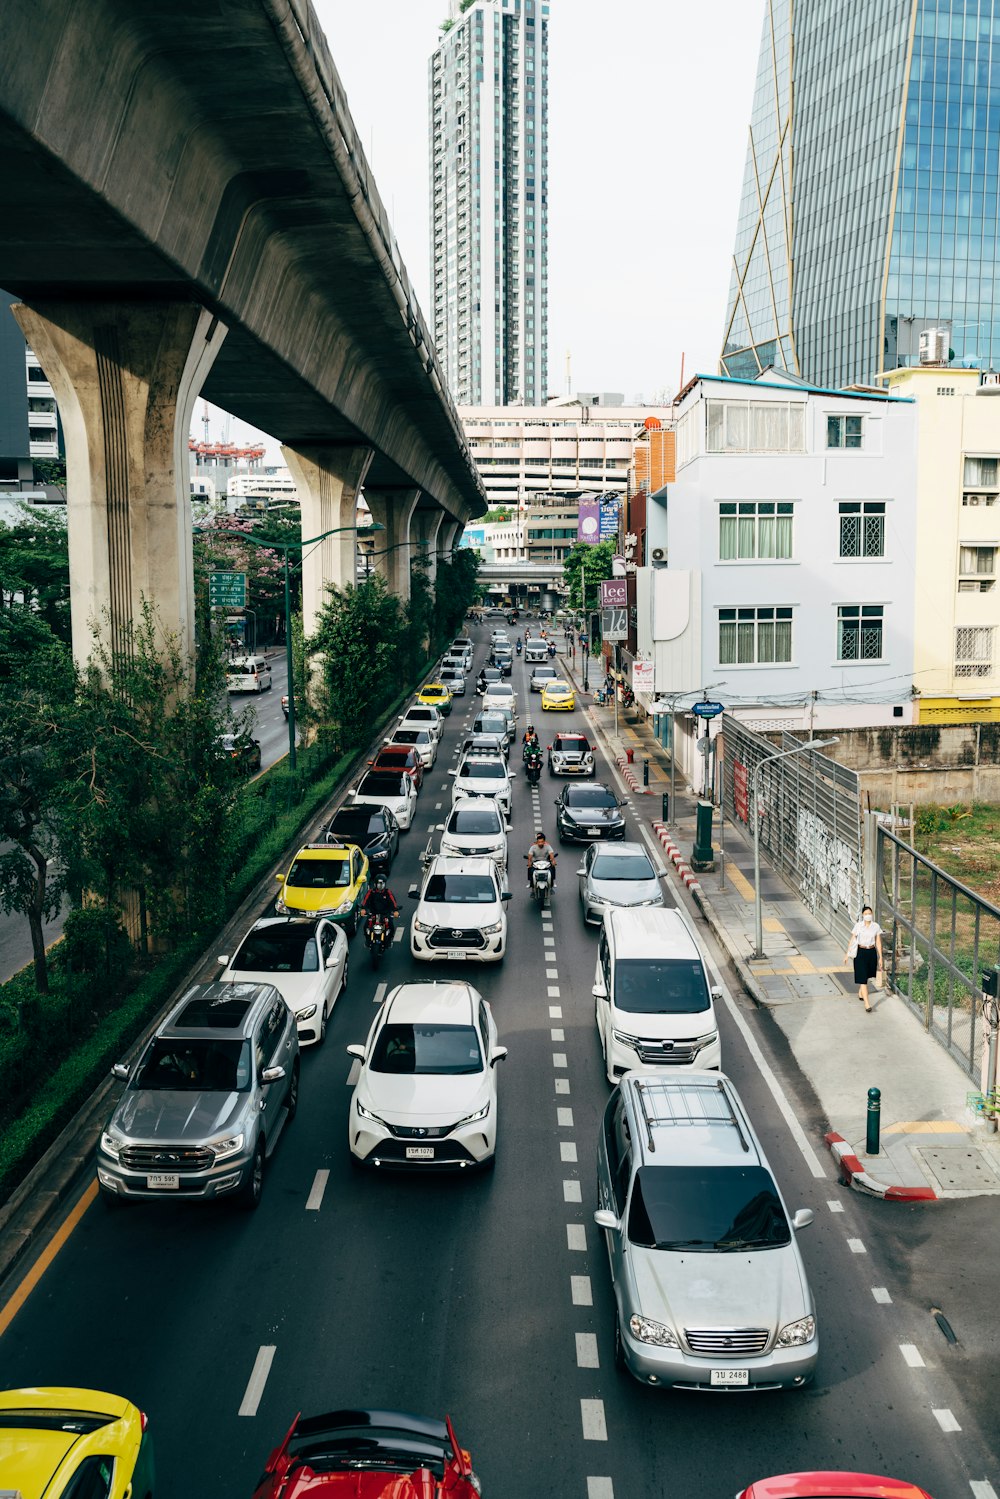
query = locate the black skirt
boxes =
[853,945,879,983]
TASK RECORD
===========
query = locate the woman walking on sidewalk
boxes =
[845,905,884,1012]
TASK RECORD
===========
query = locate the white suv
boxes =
[410,856,511,963]
[594,908,722,1084]
[449,755,515,818]
[439,798,508,869]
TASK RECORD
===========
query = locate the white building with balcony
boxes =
[25,349,60,460]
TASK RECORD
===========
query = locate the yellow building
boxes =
[884,365,1000,724]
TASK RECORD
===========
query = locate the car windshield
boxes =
[232,926,320,972]
[330,811,384,839]
[566,787,616,808]
[460,762,504,780]
[612,958,710,1014]
[358,773,406,795]
[533,669,556,679]
[627,1165,791,1251]
[423,873,498,903]
[449,807,502,834]
[592,853,656,881]
[546,681,570,692]
[134,1037,252,1091]
[287,857,351,889]
[556,737,589,753]
[370,1023,483,1075]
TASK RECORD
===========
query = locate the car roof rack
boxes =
[632,1077,750,1155]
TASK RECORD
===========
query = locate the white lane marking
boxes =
[238,1345,276,1416]
[587,1481,614,1499]
[827,1200,844,1213]
[553,1052,568,1068]
[934,1409,961,1432]
[900,1343,925,1368]
[305,1170,329,1211]
[549,1004,563,1017]
[563,1179,582,1203]
[872,1287,893,1304]
[374,982,387,1006]
[561,1141,578,1163]
[571,1275,593,1306]
[548,985,561,998]
[393,927,404,943]
[555,1078,571,1094]
[346,1059,361,1086]
[576,1332,600,1368]
[558,1107,574,1127]
[551,1027,565,1041]
[567,1223,587,1251]
[440,783,449,792]
[581,1400,608,1441]
[543,936,556,947]
[970,1484,998,1498]
[847,1237,867,1254]
[547,968,560,979]
[435,801,442,810]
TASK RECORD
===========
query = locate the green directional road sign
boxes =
[209,571,247,608]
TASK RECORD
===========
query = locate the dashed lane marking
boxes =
[305,1170,329,1211]
[374,982,387,1006]
[393,927,404,943]
[970,1484,998,1498]
[435,802,442,810]
[548,986,561,998]
[567,1224,586,1250]
[551,1027,565,1041]
[576,1332,600,1368]
[561,1142,578,1163]
[847,1238,867,1254]
[346,1059,361,1086]
[580,1400,607,1441]
[872,1287,893,1304]
[571,1275,593,1306]
[563,1180,582,1203]
[544,936,556,948]
[547,968,559,979]
[827,1200,844,1213]
[238,1345,276,1416]
[555,1078,571,1094]
[900,1343,925,1368]
[549,1005,562,1017]
[558,1107,574,1127]
[934,1409,961,1432]
[587,1481,614,1499]
[553,1052,568,1068]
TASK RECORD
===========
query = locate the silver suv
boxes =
[97,981,299,1210]
[594,1071,817,1390]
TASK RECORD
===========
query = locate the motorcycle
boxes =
[364,912,393,968]
[622,686,635,709]
[524,854,553,909]
[547,640,556,658]
[524,749,542,785]
[516,639,523,656]
[522,737,540,763]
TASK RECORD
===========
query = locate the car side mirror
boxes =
[217,954,229,967]
[112,1062,130,1080]
[711,986,723,1001]
[593,982,608,1000]
[448,768,457,776]
[576,867,586,876]
[325,954,338,968]
[792,1208,814,1231]
[490,1046,509,1066]
[408,885,419,898]
[594,1209,620,1232]
[261,1065,286,1084]
[501,890,512,902]
[346,1044,365,1060]
[275,873,285,884]
[508,770,517,778]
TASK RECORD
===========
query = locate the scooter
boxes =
[525,854,553,908]
[524,750,543,785]
[547,640,556,658]
[364,913,392,969]
[516,639,523,656]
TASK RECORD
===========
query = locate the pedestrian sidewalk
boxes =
[556,646,1000,1201]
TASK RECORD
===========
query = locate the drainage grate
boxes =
[914,1147,1000,1191]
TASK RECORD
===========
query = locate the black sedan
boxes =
[219,732,262,773]
[554,783,627,844]
[325,805,400,874]
[491,650,513,677]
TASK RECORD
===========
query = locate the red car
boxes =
[738,1475,934,1499]
[252,1409,480,1498]
[369,746,424,792]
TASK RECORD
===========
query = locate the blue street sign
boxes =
[692,699,725,719]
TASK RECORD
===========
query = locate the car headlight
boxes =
[694,1030,719,1049]
[629,1314,679,1348]
[211,1132,245,1162]
[295,1004,318,1021]
[481,920,503,935]
[584,754,594,767]
[413,918,434,933]
[100,1131,124,1159]
[457,1103,490,1125]
[777,1315,816,1347]
[356,1101,388,1127]
[274,898,289,914]
[612,1029,639,1048]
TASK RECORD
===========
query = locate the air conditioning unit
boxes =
[967,494,982,506]
[651,547,666,561]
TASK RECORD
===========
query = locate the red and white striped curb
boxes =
[825,1132,937,1201]
[615,753,644,794]
[650,820,702,893]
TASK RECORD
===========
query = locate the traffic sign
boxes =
[692,699,725,719]
[602,607,627,640]
[600,578,628,608]
[209,571,247,608]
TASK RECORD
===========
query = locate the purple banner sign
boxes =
[577,496,601,544]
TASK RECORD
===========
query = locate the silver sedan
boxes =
[577,840,666,926]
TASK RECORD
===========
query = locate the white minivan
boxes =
[525,639,549,664]
[593,907,722,1084]
[226,655,272,693]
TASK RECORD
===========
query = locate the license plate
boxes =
[146,1173,179,1190]
[446,951,466,960]
[405,1146,434,1160]
[710,1368,749,1387]
[587,827,602,835]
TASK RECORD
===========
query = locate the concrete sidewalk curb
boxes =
[651,820,702,893]
[615,752,646,794]
[824,1132,938,1201]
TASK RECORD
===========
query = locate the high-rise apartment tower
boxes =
[429,0,549,406]
[722,0,1000,387]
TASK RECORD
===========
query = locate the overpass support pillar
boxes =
[363,488,421,603]
[282,443,374,638]
[411,508,445,588]
[438,518,462,562]
[12,301,226,670]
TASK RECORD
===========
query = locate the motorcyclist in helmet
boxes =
[526,831,557,889]
[362,874,399,940]
[522,723,540,758]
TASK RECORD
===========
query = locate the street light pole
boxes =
[752,737,838,958]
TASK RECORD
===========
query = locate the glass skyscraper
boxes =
[722,0,1000,388]
[429,0,549,406]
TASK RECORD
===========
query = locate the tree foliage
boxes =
[562,539,617,608]
[310,575,407,750]
[0,505,71,645]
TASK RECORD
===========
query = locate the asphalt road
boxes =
[0,622,996,1499]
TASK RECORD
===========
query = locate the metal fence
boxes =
[874,825,995,1080]
[719,715,863,950]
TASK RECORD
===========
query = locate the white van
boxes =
[593,907,722,1084]
[226,655,272,693]
[525,639,549,664]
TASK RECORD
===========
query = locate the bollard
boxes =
[661,791,669,822]
[625,748,634,764]
[643,758,649,787]
[866,1086,881,1156]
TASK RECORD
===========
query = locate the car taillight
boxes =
[140,1410,149,1431]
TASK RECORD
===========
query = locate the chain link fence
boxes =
[874,825,994,1080]
[720,715,863,950]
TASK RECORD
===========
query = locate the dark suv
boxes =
[326,805,400,873]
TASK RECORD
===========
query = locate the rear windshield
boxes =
[287,857,351,889]
[449,807,502,834]
[592,853,655,881]
[627,1165,791,1252]
[232,926,319,973]
[358,773,406,795]
[423,873,498,903]
[613,957,709,1014]
[134,1037,251,1091]
[370,1023,483,1075]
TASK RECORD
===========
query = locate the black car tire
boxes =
[241,1143,265,1210]
[348,908,359,937]
[319,1008,327,1044]
[614,1309,626,1372]
[340,953,350,994]
[286,1061,300,1121]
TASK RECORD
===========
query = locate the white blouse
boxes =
[851,920,883,949]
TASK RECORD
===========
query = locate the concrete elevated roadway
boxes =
[0,0,484,659]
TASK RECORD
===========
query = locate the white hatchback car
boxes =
[347,981,507,1169]
[410,855,511,963]
[449,755,515,818]
[351,769,418,831]
[218,916,348,1046]
[439,798,508,869]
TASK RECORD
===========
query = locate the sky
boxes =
[203,0,764,449]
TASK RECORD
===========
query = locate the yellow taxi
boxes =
[541,678,576,711]
[0,1386,155,1498]
[275,841,370,933]
[417,681,453,716]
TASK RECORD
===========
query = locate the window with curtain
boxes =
[718,607,793,665]
[963,455,999,488]
[719,502,794,560]
[706,401,806,454]
[838,502,885,557]
[837,604,883,661]
[955,626,994,677]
